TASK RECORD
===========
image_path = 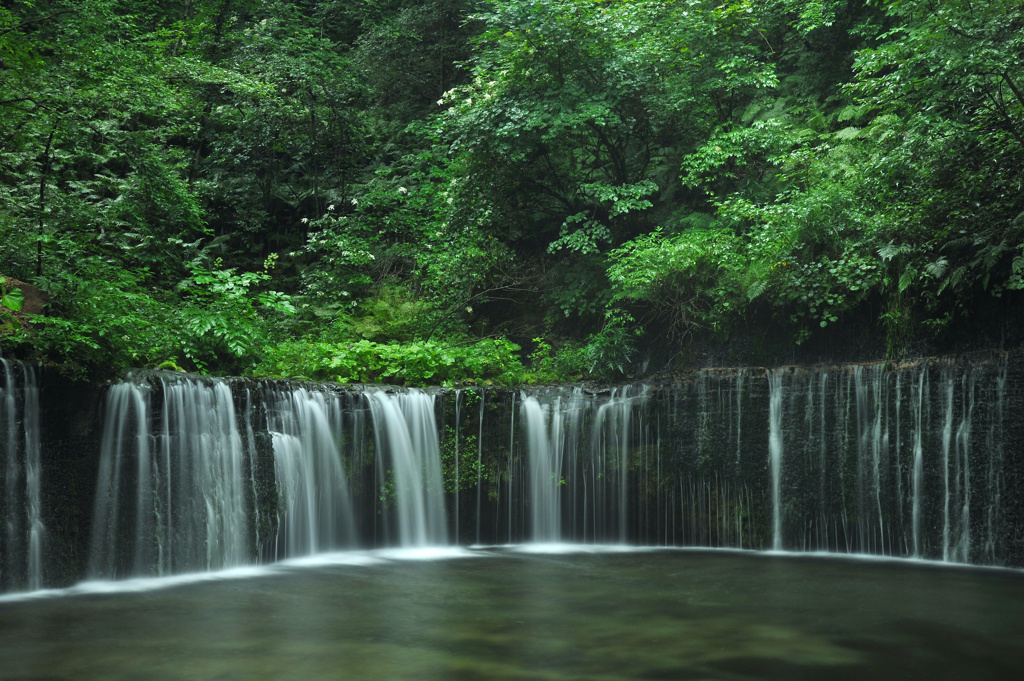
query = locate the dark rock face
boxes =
[36,368,104,587]
[2,361,103,590]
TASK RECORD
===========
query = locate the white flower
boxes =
[327,204,335,211]
[369,254,375,260]
[351,198,358,206]
[398,187,408,195]
[300,218,309,224]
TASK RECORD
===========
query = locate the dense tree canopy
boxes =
[1,0,1022,383]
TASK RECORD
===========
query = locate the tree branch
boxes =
[0,10,74,39]
[1002,72,1024,113]
[0,97,39,108]
[424,282,536,341]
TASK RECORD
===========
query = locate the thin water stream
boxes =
[0,358,42,591]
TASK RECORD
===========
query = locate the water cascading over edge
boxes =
[265,386,358,558]
[521,389,581,542]
[9,352,1019,592]
[88,374,251,578]
[0,358,43,591]
[367,389,448,547]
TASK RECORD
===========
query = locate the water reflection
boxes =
[1,549,1022,680]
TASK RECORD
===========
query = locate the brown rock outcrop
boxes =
[1,275,50,330]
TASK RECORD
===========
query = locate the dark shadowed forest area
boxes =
[2,0,1022,384]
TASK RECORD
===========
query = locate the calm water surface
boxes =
[1,548,1022,680]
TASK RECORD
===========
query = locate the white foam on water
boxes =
[275,552,387,568]
[4,543,1019,605]
[0,565,275,603]
[509,542,654,555]
[665,546,1024,575]
[278,546,475,565]
[783,549,1024,574]
[372,546,476,561]
[0,547,480,603]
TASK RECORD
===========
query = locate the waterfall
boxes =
[506,392,515,544]
[940,368,955,561]
[5,351,1023,592]
[522,395,558,541]
[367,389,448,546]
[767,369,784,550]
[589,387,645,543]
[853,365,888,555]
[984,357,1007,562]
[266,387,357,558]
[476,391,485,545]
[88,374,251,578]
[453,389,461,543]
[521,389,584,542]
[911,367,926,557]
[953,370,976,562]
[817,372,828,551]
[1,359,43,591]
[735,369,746,466]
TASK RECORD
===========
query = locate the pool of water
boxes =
[1,548,1022,680]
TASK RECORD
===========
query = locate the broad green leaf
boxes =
[1,287,25,312]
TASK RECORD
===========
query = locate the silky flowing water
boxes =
[2,357,1023,679]
[1,549,1022,680]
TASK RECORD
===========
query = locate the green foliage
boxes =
[300,148,516,339]
[178,257,295,366]
[24,265,177,376]
[345,285,436,342]
[608,227,746,339]
[525,336,591,382]
[16,257,293,377]
[541,254,611,323]
[2,0,1022,381]
[438,0,779,260]
[255,337,525,386]
[440,423,484,495]
[1,284,24,313]
[0,283,25,333]
[576,310,641,379]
